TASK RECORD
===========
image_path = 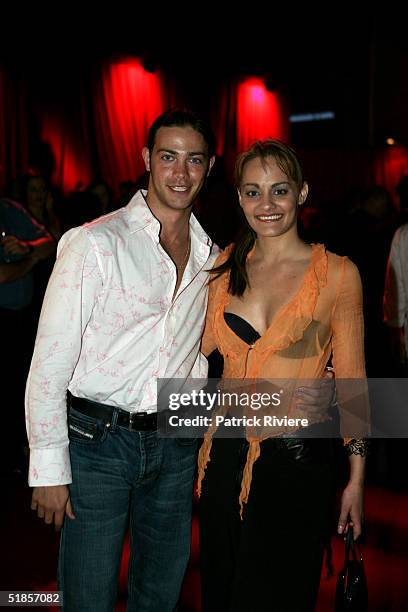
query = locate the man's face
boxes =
[142,126,215,213]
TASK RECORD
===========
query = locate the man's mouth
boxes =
[169,185,189,192]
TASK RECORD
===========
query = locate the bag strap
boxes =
[344,526,364,563]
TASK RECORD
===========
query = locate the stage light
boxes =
[386,137,396,146]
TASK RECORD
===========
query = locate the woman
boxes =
[197,140,367,612]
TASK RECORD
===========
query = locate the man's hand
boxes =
[31,485,75,531]
[295,368,335,413]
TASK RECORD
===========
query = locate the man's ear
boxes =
[206,155,216,177]
[142,147,151,172]
[298,182,309,205]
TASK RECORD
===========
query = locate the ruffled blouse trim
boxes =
[216,243,328,355]
[197,244,329,516]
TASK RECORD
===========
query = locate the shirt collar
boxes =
[126,189,213,248]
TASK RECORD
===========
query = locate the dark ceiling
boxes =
[2,11,407,147]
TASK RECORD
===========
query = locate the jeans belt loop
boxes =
[128,412,135,432]
[110,406,119,431]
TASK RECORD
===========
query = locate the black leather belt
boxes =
[68,394,157,431]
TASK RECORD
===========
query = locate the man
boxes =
[384,222,408,373]
[26,110,218,611]
[1,198,54,476]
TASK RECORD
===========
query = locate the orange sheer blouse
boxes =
[197,243,366,515]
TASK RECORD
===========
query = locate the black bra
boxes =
[224,312,261,345]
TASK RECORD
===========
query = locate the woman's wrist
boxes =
[345,438,369,457]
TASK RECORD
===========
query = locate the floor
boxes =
[2,452,408,612]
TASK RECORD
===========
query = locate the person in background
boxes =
[384,222,408,374]
[24,172,62,241]
[118,180,138,209]
[0,197,54,477]
[87,179,114,214]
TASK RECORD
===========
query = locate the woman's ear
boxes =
[237,188,243,207]
[298,182,309,206]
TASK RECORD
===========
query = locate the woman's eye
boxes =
[273,188,288,196]
[245,190,260,197]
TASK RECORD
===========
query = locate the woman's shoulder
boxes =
[325,247,358,271]
[324,248,362,288]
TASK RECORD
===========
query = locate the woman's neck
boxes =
[252,231,310,265]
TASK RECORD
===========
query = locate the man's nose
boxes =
[173,159,188,179]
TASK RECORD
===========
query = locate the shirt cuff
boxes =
[28,446,72,487]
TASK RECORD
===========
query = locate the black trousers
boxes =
[199,437,335,612]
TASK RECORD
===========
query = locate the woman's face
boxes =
[238,156,307,238]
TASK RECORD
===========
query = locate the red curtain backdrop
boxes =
[236,77,289,152]
[93,58,167,195]
[375,146,408,203]
[2,57,408,211]
[40,109,93,194]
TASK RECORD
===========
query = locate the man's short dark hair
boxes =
[147,109,216,158]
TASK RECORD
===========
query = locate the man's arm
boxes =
[26,227,103,527]
[26,227,103,488]
[2,234,54,257]
[0,233,55,284]
[384,229,408,365]
[0,253,39,283]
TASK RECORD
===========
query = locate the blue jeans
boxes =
[58,407,198,612]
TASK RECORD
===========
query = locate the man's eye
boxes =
[189,157,203,165]
[161,154,174,161]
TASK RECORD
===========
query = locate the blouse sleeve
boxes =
[332,257,366,378]
[331,257,369,443]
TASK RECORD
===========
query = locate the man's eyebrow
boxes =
[156,148,207,156]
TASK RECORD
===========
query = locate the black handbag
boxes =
[334,527,368,611]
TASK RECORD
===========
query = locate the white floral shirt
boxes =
[25,190,219,486]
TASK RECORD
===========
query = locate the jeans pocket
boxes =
[68,408,108,445]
